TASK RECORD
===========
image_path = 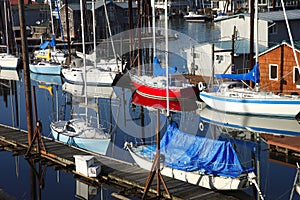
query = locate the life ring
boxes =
[198,82,205,91]
[199,122,205,131]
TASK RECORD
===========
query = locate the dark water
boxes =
[0,18,300,200]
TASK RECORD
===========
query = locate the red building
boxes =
[258,41,300,95]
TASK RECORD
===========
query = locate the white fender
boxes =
[199,122,205,131]
[198,82,204,91]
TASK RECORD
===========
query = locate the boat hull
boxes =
[62,67,117,86]
[50,120,111,155]
[183,11,208,22]
[131,91,198,112]
[130,74,197,100]
[200,91,300,118]
[29,62,61,75]
[127,145,252,190]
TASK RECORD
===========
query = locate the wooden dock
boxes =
[262,134,300,157]
[0,124,253,199]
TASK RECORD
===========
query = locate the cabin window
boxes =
[294,67,300,88]
[269,64,278,80]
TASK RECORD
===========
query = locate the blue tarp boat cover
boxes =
[215,62,260,84]
[153,57,178,76]
[141,122,253,178]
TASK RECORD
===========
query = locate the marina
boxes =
[0,123,252,199]
[0,0,300,199]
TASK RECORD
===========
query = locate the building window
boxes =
[269,64,278,80]
[294,67,300,88]
[193,53,201,59]
[269,24,278,35]
[215,55,224,63]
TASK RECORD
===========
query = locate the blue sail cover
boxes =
[39,36,56,49]
[153,57,178,76]
[141,122,253,178]
[215,62,260,83]
[39,41,49,50]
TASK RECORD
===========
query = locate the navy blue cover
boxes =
[215,62,260,84]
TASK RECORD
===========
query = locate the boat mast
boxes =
[254,0,259,90]
[151,0,155,58]
[80,0,88,124]
[103,0,118,67]
[280,0,300,76]
[49,0,55,51]
[4,0,9,54]
[92,0,96,68]
[164,0,169,117]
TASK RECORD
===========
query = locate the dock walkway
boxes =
[0,124,252,199]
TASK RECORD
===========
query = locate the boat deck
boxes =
[0,124,253,199]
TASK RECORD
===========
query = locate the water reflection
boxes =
[0,68,300,199]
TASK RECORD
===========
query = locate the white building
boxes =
[186,39,268,78]
[187,9,300,77]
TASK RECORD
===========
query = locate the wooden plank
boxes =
[262,134,300,153]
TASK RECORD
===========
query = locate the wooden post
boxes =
[142,110,170,199]
[17,0,34,145]
[231,26,236,73]
[156,109,160,195]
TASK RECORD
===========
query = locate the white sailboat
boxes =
[62,0,119,86]
[199,2,300,118]
[50,0,111,155]
[0,0,20,69]
[50,118,111,155]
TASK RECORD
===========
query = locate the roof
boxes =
[213,39,268,55]
[66,1,110,11]
[258,40,300,57]
[115,2,137,9]
[219,9,300,23]
[258,9,300,22]
[64,1,136,11]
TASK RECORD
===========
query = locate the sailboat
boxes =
[50,0,111,155]
[130,57,198,100]
[62,0,119,86]
[0,0,20,69]
[50,118,111,155]
[129,2,198,100]
[29,0,64,75]
[199,4,300,118]
[125,121,258,190]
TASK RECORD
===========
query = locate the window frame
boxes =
[269,64,278,80]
